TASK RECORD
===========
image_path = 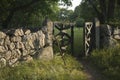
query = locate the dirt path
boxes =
[79,59,107,80]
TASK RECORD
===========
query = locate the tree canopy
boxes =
[72,0,120,27]
[87,0,120,25]
[0,0,72,29]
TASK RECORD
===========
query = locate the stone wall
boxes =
[100,25,118,48]
[0,19,54,68]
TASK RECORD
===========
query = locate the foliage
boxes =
[75,18,85,27]
[72,0,97,27]
[57,8,74,22]
[89,46,120,80]
[0,0,72,28]
[72,0,120,26]
[0,55,87,80]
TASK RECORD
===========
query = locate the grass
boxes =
[0,55,88,80]
[89,46,120,80]
[73,28,83,57]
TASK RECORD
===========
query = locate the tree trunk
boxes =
[88,0,106,24]
[99,0,107,24]
[107,0,116,22]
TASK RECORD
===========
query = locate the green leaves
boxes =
[0,0,72,28]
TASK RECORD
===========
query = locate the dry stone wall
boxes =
[0,19,54,67]
[100,25,118,48]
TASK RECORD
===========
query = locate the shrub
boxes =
[90,46,120,80]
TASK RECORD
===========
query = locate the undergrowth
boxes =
[0,55,87,80]
[90,46,120,80]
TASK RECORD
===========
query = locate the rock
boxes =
[4,45,8,51]
[11,49,21,59]
[4,36,11,45]
[8,58,18,66]
[113,27,120,40]
[14,29,24,36]
[42,20,53,46]
[9,43,15,50]
[0,39,4,45]
[22,50,29,56]
[0,58,6,68]
[29,50,36,56]
[23,34,33,41]
[109,37,118,47]
[0,46,6,53]
[11,36,22,42]
[45,34,53,46]
[0,31,6,39]
[11,36,21,42]
[16,42,24,49]
[22,55,33,62]
[37,46,53,60]
[37,31,45,48]
[24,29,31,35]
[32,33,38,41]
[42,19,53,34]
[100,25,117,48]
[24,40,34,50]
[4,51,12,60]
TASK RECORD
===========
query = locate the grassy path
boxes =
[73,27,107,80]
[80,59,108,80]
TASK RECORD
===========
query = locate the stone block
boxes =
[8,58,18,66]
[0,46,6,53]
[4,51,12,60]
[11,36,21,42]
[16,42,24,49]
[14,29,24,36]
[11,49,21,59]
[0,58,6,68]
[0,31,6,39]
[0,39,4,45]
[4,36,11,45]
[22,50,29,56]
[22,55,33,62]
[9,43,15,50]
[24,40,34,50]
[24,29,31,35]
[37,46,53,60]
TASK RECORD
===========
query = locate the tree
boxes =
[87,0,120,24]
[58,8,73,22]
[0,0,72,29]
[71,1,96,27]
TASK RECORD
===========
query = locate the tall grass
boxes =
[0,55,87,80]
[89,46,120,80]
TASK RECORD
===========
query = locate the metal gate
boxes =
[53,22,74,55]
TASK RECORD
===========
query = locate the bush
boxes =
[75,18,85,27]
[0,55,87,80]
[90,46,120,80]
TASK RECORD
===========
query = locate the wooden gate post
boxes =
[95,18,100,49]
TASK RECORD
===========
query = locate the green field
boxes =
[73,28,83,57]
